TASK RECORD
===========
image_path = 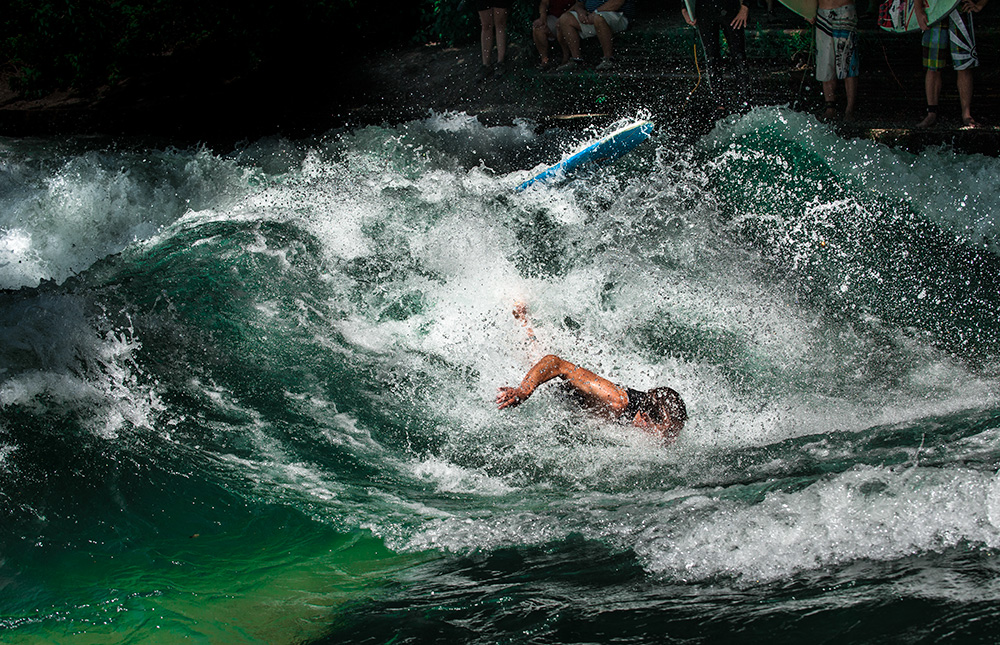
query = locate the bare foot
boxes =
[917,112,937,129]
[843,110,856,124]
[820,107,838,122]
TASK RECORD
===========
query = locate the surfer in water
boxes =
[496,304,687,442]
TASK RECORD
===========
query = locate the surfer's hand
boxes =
[731,5,749,29]
[961,0,985,11]
[681,8,697,25]
[497,386,528,409]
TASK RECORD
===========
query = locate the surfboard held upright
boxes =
[877,0,960,32]
[515,120,654,192]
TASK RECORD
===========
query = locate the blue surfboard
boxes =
[515,120,654,192]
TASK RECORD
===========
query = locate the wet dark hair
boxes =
[642,387,687,427]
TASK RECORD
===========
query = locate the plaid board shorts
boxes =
[922,10,978,70]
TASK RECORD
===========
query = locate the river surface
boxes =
[1,109,1000,643]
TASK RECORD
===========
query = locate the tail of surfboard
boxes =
[776,0,817,22]
[515,120,654,192]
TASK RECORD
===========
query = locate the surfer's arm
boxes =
[497,354,568,409]
[513,302,538,343]
[961,0,987,11]
[497,355,628,413]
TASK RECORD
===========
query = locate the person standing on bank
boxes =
[811,0,859,122]
[477,0,511,82]
[555,0,635,72]
[681,0,751,105]
[915,0,988,128]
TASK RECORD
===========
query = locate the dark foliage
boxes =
[0,0,449,96]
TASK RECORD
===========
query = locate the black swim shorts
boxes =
[622,388,647,418]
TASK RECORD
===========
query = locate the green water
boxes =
[1,109,1000,643]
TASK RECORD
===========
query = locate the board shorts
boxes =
[922,10,978,71]
[622,389,647,418]
[544,15,559,38]
[815,5,859,81]
[475,0,511,10]
[566,10,629,38]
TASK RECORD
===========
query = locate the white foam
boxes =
[0,144,251,289]
[706,106,1000,253]
[409,456,516,495]
[630,464,1000,583]
[0,295,163,439]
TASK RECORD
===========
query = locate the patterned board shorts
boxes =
[565,10,629,38]
[815,5,860,81]
[922,10,978,70]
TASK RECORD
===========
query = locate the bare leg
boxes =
[534,23,551,63]
[494,8,508,64]
[957,68,976,125]
[479,9,495,66]
[555,15,570,62]
[822,79,838,120]
[593,14,614,59]
[843,76,858,121]
[918,68,942,128]
[558,12,584,60]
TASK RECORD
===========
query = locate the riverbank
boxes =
[1,6,998,153]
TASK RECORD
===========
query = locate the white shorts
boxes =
[546,14,559,37]
[566,10,629,38]
[815,5,859,81]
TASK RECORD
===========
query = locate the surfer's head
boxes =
[632,387,686,440]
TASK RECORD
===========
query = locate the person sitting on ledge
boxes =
[497,353,687,442]
[533,0,575,70]
[555,0,635,72]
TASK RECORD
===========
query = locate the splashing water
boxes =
[1,108,1000,643]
